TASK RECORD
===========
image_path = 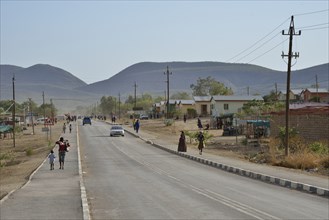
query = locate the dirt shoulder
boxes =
[0,123,63,200]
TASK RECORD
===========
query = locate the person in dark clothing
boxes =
[197,131,204,155]
[183,114,187,123]
[135,119,140,133]
[197,117,203,129]
[177,131,187,152]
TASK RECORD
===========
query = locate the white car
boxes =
[110,125,124,137]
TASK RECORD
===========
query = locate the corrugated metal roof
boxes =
[211,95,263,101]
[304,88,328,93]
[193,96,212,102]
[178,100,195,105]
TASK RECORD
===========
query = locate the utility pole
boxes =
[42,91,46,128]
[281,15,301,156]
[133,82,137,109]
[29,98,35,135]
[316,75,319,102]
[275,83,278,101]
[247,86,250,96]
[118,93,121,119]
[12,75,16,147]
[164,66,172,119]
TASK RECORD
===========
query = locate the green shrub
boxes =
[164,119,174,126]
[26,148,33,156]
[309,141,329,155]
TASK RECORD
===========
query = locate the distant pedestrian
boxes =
[62,123,66,133]
[133,119,136,130]
[56,137,68,169]
[197,117,202,129]
[197,131,204,155]
[69,124,72,133]
[183,114,187,123]
[48,150,56,170]
[177,131,187,152]
[135,119,140,133]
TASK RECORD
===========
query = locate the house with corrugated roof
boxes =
[193,96,212,116]
[301,88,329,103]
[210,95,264,117]
[176,100,195,116]
[278,89,303,102]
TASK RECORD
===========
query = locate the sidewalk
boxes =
[0,122,86,220]
[123,124,329,198]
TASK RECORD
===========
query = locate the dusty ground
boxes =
[0,122,63,199]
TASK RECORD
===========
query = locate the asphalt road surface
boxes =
[79,120,328,220]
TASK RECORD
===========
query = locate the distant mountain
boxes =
[1,62,328,113]
[76,62,329,97]
[0,64,97,113]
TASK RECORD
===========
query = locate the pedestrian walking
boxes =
[48,150,56,170]
[62,123,66,133]
[183,114,187,123]
[197,131,204,155]
[135,119,140,133]
[69,124,72,133]
[197,117,203,129]
[177,131,187,152]
[56,137,68,169]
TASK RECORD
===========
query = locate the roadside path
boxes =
[0,122,84,220]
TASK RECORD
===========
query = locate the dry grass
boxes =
[0,122,63,199]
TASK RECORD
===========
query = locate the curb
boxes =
[124,129,329,199]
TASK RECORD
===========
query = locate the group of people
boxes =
[62,123,72,134]
[48,137,70,170]
[177,130,204,155]
[178,117,206,154]
[133,119,140,133]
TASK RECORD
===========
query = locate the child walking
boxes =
[48,150,56,170]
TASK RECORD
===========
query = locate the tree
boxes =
[170,92,191,100]
[190,76,233,96]
[263,90,278,102]
[99,96,116,115]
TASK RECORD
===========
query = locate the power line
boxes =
[226,17,290,62]
[235,32,282,63]
[297,22,329,29]
[294,9,329,17]
[247,38,289,64]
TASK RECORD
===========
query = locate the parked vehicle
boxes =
[110,125,124,137]
[83,117,92,125]
[140,114,149,120]
[36,117,48,125]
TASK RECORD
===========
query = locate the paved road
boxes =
[80,121,329,220]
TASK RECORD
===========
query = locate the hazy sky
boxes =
[1,1,328,84]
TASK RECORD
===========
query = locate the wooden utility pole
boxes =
[118,93,121,119]
[133,82,137,109]
[281,16,301,156]
[12,75,16,147]
[164,66,172,119]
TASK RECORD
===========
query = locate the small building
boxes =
[193,96,212,117]
[176,100,195,116]
[211,95,264,117]
[278,89,303,102]
[301,88,329,103]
